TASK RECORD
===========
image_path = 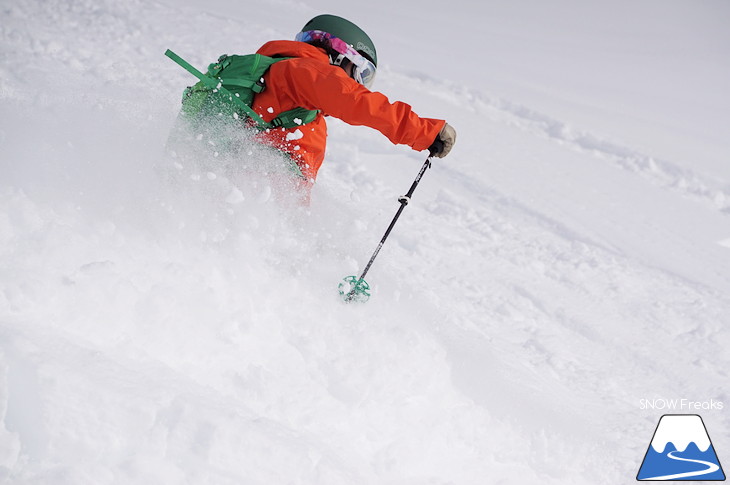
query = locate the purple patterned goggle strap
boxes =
[295,30,376,89]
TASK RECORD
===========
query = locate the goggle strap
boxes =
[330,53,346,67]
[296,30,376,88]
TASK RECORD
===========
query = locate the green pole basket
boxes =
[338,276,371,303]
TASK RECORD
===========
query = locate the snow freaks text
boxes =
[639,399,724,411]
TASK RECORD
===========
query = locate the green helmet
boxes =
[299,14,377,67]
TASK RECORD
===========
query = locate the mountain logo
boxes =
[637,414,726,481]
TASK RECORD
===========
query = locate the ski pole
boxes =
[339,143,441,303]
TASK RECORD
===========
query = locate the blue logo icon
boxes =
[637,414,726,481]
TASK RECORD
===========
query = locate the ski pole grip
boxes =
[429,138,444,158]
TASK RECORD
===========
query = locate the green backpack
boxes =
[165,49,319,130]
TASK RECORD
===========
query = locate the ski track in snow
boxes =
[2,0,729,484]
[391,71,730,216]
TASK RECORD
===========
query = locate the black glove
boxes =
[429,123,456,158]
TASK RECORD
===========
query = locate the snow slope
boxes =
[1,0,729,484]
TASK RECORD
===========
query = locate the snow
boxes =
[286,129,304,141]
[1,0,729,484]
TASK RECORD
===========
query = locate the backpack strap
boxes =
[271,107,320,129]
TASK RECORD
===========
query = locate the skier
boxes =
[168,14,456,200]
[249,14,456,186]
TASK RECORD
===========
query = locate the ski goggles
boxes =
[295,30,377,89]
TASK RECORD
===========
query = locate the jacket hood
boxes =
[256,40,329,62]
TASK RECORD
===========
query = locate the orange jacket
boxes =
[252,40,445,183]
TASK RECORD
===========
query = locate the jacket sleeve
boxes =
[274,58,445,152]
